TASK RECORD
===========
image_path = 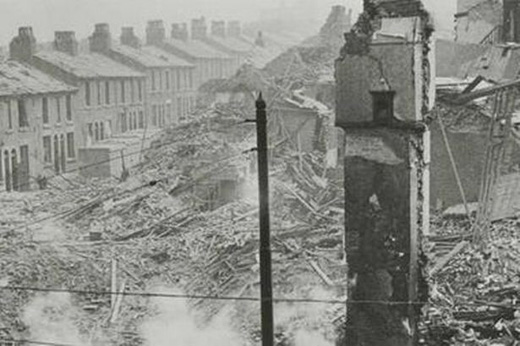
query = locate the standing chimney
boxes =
[9,27,37,61]
[211,21,226,38]
[89,23,112,53]
[504,0,520,43]
[191,17,207,40]
[146,20,166,45]
[255,31,265,47]
[228,21,241,38]
[54,31,79,56]
[121,27,141,48]
[171,23,189,41]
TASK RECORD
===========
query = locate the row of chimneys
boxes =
[10,18,242,59]
[148,18,242,43]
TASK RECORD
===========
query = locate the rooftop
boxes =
[207,35,254,53]
[163,38,232,59]
[0,60,76,97]
[111,44,194,69]
[35,50,145,79]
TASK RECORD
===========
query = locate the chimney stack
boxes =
[255,31,265,47]
[228,21,241,38]
[171,23,189,41]
[9,27,37,61]
[146,20,166,45]
[54,31,79,56]
[211,20,226,38]
[89,23,112,53]
[191,17,207,40]
[121,27,141,48]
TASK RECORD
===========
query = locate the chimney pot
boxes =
[54,31,79,56]
[121,27,141,48]
[191,17,207,40]
[10,26,37,61]
[89,23,112,53]
[146,20,166,45]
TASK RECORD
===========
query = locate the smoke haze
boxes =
[0,0,456,46]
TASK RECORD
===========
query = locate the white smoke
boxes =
[140,287,243,346]
[22,292,89,346]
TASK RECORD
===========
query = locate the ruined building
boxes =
[145,20,234,89]
[335,0,435,344]
[89,24,196,127]
[0,59,77,190]
[455,0,503,44]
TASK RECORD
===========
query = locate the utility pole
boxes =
[255,92,274,346]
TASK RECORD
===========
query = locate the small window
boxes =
[18,99,28,128]
[138,81,143,101]
[42,97,49,124]
[97,81,102,105]
[100,122,105,140]
[56,97,61,123]
[85,82,91,106]
[130,80,135,103]
[176,70,181,90]
[105,81,111,104]
[151,71,157,91]
[121,113,128,133]
[66,95,72,121]
[66,132,75,158]
[139,111,144,129]
[7,100,13,129]
[152,105,158,126]
[88,123,93,140]
[43,136,52,163]
[121,80,126,104]
[165,70,170,90]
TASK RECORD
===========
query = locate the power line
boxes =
[0,286,347,305]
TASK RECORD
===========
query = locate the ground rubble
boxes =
[424,217,520,346]
[0,102,345,346]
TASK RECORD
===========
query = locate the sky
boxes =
[0,0,456,46]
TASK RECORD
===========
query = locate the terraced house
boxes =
[9,26,146,149]
[146,20,234,89]
[197,20,254,71]
[0,59,77,192]
[91,24,196,127]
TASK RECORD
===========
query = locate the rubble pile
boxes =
[0,99,345,346]
[424,218,520,346]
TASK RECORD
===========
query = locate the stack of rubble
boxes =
[0,99,345,346]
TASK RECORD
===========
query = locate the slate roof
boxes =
[111,45,193,68]
[163,38,232,59]
[206,35,254,53]
[35,50,145,79]
[0,60,76,97]
[141,46,194,68]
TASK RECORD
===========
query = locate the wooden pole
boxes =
[255,92,274,346]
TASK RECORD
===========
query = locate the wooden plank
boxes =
[430,241,469,276]
[307,260,334,286]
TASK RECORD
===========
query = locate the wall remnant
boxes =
[335,1,434,345]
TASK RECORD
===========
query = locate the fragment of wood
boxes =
[430,241,470,276]
[235,209,258,222]
[109,279,127,324]
[307,259,335,286]
[111,259,117,309]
